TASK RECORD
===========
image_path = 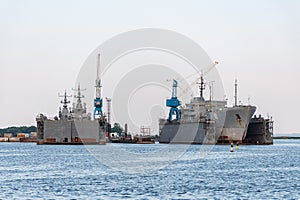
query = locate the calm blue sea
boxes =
[0,140,299,199]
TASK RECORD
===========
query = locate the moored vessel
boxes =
[218,105,256,143]
[243,114,274,144]
[217,79,256,143]
[36,54,106,145]
[36,86,106,145]
[159,76,256,144]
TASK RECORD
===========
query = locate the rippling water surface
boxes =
[0,140,299,199]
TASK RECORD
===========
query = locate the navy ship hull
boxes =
[37,118,106,144]
[218,105,256,143]
[36,85,106,145]
[159,121,222,144]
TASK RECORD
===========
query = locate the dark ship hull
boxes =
[243,115,274,144]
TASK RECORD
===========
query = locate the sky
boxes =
[0,0,299,133]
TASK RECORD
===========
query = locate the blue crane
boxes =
[94,53,103,119]
[166,79,181,122]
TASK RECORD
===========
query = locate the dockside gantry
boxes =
[166,79,181,122]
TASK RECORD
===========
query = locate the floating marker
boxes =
[230,142,234,152]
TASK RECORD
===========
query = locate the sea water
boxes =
[0,140,299,199]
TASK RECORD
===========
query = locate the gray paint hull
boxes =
[219,106,256,142]
[43,119,102,143]
[159,122,223,144]
[159,106,256,144]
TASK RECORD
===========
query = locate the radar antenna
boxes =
[58,91,72,120]
[58,90,72,109]
[197,75,206,101]
[178,61,219,99]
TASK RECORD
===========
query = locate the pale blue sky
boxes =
[0,0,299,133]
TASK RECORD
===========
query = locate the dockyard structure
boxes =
[36,54,108,145]
[36,85,106,145]
[243,114,274,144]
[42,120,101,143]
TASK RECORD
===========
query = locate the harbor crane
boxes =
[166,79,181,122]
[178,61,219,99]
[94,53,103,119]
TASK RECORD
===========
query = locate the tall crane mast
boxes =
[166,79,181,122]
[94,53,103,119]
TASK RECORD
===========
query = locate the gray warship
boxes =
[36,85,106,144]
[159,77,256,144]
[36,54,106,145]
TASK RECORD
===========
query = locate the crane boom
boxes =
[94,53,103,119]
[95,53,101,99]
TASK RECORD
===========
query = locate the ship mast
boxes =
[234,78,238,106]
[197,75,205,101]
[106,97,111,124]
[73,84,85,109]
[209,81,214,101]
[72,84,87,120]
[59,91,72,110]
[58,91,72,120]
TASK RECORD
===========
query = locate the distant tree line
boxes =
[110,123,123,134]
[0,126,37,136]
